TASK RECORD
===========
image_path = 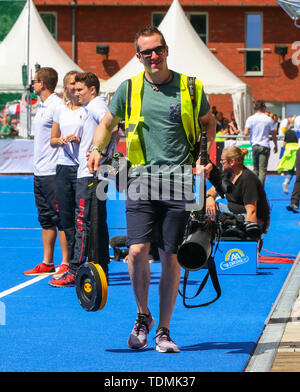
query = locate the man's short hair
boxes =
[254,100,266,111]
[134,25,166,52]
[75,72,100,95]
[36,67,58,92]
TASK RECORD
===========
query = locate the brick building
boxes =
[34,0,300,119]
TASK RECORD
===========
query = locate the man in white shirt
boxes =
[244,99,278,186]
[24,67,69,276]
[49,72,116,287]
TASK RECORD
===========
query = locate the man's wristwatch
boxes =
[206,194,214,199]
[91,146,102,154]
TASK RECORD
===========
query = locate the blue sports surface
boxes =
[0,175,298,372]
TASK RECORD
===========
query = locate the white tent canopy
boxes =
[0,0,82,93]
[100,0,253,130]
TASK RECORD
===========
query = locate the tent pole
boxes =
[71,0,77,63]
[26,0,31,138]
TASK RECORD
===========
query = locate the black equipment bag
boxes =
[75,172,108,312]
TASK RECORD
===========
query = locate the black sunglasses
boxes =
[138,45,166,58]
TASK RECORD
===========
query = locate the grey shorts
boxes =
[125,178,191,254]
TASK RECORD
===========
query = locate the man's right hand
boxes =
[87,150,101,174]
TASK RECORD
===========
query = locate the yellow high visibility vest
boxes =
[124,71,203,166]
[277,143,299,173]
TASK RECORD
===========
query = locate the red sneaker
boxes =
[24,262,55,276]
[52,264,69,280]
[48,273,76,287]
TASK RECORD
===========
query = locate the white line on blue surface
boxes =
[0,192,33,194]
[0,228,41,230]
[0,275,49,299]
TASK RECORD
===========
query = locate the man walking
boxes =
[244,100,277,186]
[88,26,216,353]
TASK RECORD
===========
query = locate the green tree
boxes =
[0,1,26,42]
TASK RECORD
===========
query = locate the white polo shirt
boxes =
[293,115,300,147]
[77,96,108,179]
[279,118,288,136]
[245,112,276,148]
[53,104,87,166]
[33,93,64,176]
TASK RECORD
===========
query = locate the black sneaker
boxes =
[127,312,155,349]
[155,327,180,353]
[286,204,299,213]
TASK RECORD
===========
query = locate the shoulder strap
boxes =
[178,256,221,308]
[187,76,197,140]
[126,78,132,119]
[187,75,201,164]
[187,76,196,106]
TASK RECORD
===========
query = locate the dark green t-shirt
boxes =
[0,124,14,139]
[109,71,210,172]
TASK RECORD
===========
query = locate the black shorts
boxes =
[126,178,191,254]
[34,175,62,230]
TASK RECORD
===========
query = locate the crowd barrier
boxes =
[0,139,34,173]
[0,138,284,174]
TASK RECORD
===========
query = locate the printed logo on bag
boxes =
[220,248,249,270]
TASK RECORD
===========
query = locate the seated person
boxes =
[206,146,270,234]
[0,116,14,139]
[228,112,239,136]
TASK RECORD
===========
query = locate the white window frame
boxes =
[151,12,208,44]
[244,12,263,76]
[186,12,209,45]
[39,11,57,40]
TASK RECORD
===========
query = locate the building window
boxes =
[39,12,57,39]
[152,12,208,44]
[266,102,284,119]
[152,13,165,28]
[285,103,300,118]
[266,102,300,121]
[188,13,207,45]
[245,13,263,75]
